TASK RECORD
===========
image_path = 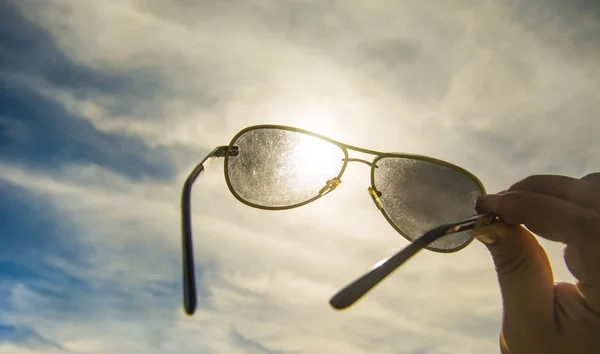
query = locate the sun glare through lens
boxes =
[373,157,483,251]
[226,128,346,208]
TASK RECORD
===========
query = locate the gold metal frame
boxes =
[222,125,486,253]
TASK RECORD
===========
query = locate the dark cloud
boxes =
[0,324,67,351]
[511,0,600,58]
[0,181,88,350]
[231,328,280,354]
[0,180,89,276]
[0,2,168,115]
[0,2,175,180]
[0,181,187,351]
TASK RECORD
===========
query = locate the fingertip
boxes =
[476,194,502,213]
[470,222,515,246]
[470,230,499,245]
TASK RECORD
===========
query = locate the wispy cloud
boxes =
[1,0,598,353]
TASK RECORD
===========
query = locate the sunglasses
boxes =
[181,125,496,315]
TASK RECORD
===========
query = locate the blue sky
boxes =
[0,0,598,353]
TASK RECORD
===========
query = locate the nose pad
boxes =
[318,178,342,196]
[367,186,383,210]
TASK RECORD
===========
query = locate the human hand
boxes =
[472,173,600,354]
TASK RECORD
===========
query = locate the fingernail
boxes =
[470,231,499,245]
[476,194,499,212]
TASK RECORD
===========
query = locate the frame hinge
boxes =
[213,145,239,158]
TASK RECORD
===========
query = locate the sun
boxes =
[277,103,348,142]
[288,132,345,187]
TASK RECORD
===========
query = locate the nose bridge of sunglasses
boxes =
[343,146,379,173]
[345,157,377,168]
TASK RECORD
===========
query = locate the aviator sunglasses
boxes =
[181,125,496,315]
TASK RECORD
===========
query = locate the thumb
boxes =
[471,222,557,346]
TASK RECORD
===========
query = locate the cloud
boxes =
[0,3,177,181]
[230,328,279,354]
[1,0,597,353]
[12,0,599,184]
[0,324,66,352]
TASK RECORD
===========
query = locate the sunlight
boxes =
[268,96,355,144]
[284,110,338,140]
[289,107,339,138]
[288,133,345,189]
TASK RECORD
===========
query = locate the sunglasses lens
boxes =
[373,157,483,251]
[226,128,346,208]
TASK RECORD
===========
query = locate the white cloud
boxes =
[16,0,599,181]
[3,0,599,353]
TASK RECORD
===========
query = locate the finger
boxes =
[553,283,600,349]
[575,280,600,315]
[470,223,556,342]
[476,191,600,243]
[508,175,600,212]
[581,172,600,185]
[564,242,600,315]
[479,190,600,314]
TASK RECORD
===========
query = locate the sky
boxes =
[0,0,599,353]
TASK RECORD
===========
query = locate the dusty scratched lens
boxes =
[226,128,345,208]
[373,157,483,251]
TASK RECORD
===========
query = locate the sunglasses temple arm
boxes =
[329,224,447,310]
[329,214,496,310]
[181,146,232,315]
